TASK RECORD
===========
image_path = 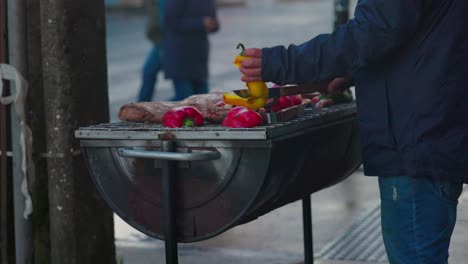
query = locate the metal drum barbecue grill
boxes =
[75,103,362,264]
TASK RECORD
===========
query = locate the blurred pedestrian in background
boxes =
[164,0,219,101]
[137,0,173,102]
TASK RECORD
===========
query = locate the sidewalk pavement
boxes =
[314,188,468,264]
[115,168,382,264]
[114,167,468,264]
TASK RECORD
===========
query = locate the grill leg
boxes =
[302,196,314,264]
[162,140,179,264]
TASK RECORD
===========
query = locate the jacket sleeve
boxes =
[164,0,205,33]
[262,0,425,84]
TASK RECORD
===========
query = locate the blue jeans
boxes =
[138,45,163,102]
[172,79,209,101]
[379,176,463,264]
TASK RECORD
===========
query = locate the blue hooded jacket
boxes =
[262,0,468,183]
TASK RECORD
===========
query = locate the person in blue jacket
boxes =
[163,0,219,101]
[239,1,468,263]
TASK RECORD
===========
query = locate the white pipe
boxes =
[6,0,33,263]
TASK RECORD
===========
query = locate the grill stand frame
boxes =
[162,140,179,264]
[161,167,315,264]
[303,196,314,264]
[77,104,360,263]
[148,139,314,264]
[118,133,225,264]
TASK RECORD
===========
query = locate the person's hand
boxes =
[239,48,263,82]
[326,77,353,94]
[203,17,218,32]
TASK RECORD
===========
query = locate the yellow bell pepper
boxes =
[247,82,268,98]
[233,43,269,100]
[233,43,249,68]
[223,93,266,110]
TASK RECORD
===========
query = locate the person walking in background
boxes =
[137,0,170,102]
[164,0,219,101]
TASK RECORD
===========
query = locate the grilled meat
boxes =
[118,92,232,123]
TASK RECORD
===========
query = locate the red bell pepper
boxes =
[162,106,204,128]
[277,96,293,109]
[221,106,263,128]
[287,95,302,106]
[311,95,320,104]
[270,95,303,112]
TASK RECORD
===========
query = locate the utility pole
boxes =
[39,0,116,263]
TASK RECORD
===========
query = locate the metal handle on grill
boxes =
[117,148,221,161]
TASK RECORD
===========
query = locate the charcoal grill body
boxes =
[76,104,361,243]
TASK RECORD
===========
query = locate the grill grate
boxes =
[76,103,356,140]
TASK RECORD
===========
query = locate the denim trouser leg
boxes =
[172,80,209,101]
[193,80,209,95]
[138,45,162,102]
[379,176,463,264]
[172,80,194,101]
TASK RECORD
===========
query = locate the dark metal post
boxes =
[302,196,314,264]
[24,0,51,262]
[0,105,8,264]
[161,140,179,264]
[334,0,349,29]
[0,0,9,262]
[0,96,8,264]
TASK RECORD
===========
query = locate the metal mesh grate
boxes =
[316,204,388,263]
[76,103,357,140]
[317,187,468,263]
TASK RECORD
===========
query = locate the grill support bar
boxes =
[302,196,314,264]
[118,147,221,161]
[162,140,179,264]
